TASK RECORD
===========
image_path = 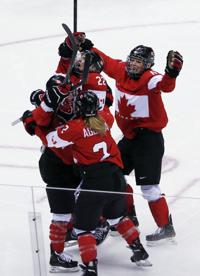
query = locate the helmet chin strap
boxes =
[131,72,142,80]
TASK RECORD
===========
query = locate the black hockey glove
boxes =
[79,39,94,51]
[22,110,36,136]
[46,75,65,90]
[105,85,113,107]
[165,50,183,78]
[30,89,45,107]
[58,42,73,58]
[43,85,71,111]
[61,31,86,57]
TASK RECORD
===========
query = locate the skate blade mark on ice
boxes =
[134,259,153,267]
[49,266,79,273]
[64,240,78,248]
[146,236,177,247]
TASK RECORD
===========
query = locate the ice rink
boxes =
[0,0,200,275]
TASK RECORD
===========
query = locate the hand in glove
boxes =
[105,85,113,107]
[59,32,86,58]
[22,110,36,136]
[79,38,94,51]
[30,89,45,107]
[58,42,73,58]
[165,50,183,78]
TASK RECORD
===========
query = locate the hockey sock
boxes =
[125,184,137,216]
[78,233,97,264]
[116,217,139,245]
[148,197,169,227]
[49,221,68,253]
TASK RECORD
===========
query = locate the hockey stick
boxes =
[68,51,91,120]
[71,51,91,90]
[11,25,89,126]
[11,117,23,126]
[61,23,79,85]
[11,24,77,126]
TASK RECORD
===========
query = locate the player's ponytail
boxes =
[84,115,107,135]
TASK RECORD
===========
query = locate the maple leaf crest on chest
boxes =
[118,95,136,119]
[59,94,74,114]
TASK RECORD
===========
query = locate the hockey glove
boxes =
[65,32,86,48]
[30,89,45,107]
[79,39,94,51]
[59,32,85,58]
[105,85,113,107]
[43,85,71,111]
[58,42,73,58]
[165,50,183,78]
[22,110,36,136]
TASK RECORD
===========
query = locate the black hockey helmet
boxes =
[75,90,100,118]
[46,75,65,90]
[126,45,155,79]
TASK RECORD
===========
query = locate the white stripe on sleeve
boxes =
[46,131,73,148]
[148,75,163,90]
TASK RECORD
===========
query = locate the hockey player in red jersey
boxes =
[55,31,137,224]
[24,91,152,276]
[30,31,139,243]
[23,50,114,273]
[37,48,138,227]
[80,40,183,243]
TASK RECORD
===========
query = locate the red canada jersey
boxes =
[55,54,113,110]
[32,72,113,127]
[35,117,123,168]
[93,47,177,139]
[83,72,108,110]
[31,72,114,165]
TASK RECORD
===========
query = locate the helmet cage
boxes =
[126,45,155,79]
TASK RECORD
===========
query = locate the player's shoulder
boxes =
[85,72,107,89]
[67,118,84,130]
[87,72,104,79]
[142,69,162,82]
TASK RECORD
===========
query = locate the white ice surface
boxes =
[0,0,200,275]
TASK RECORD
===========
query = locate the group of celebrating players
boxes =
[21,27,183,276]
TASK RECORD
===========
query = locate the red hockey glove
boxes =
[65,32,86,49]
[165,50,183,78]
[22,110,36,136]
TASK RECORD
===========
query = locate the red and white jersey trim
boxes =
[46,131,73,148]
